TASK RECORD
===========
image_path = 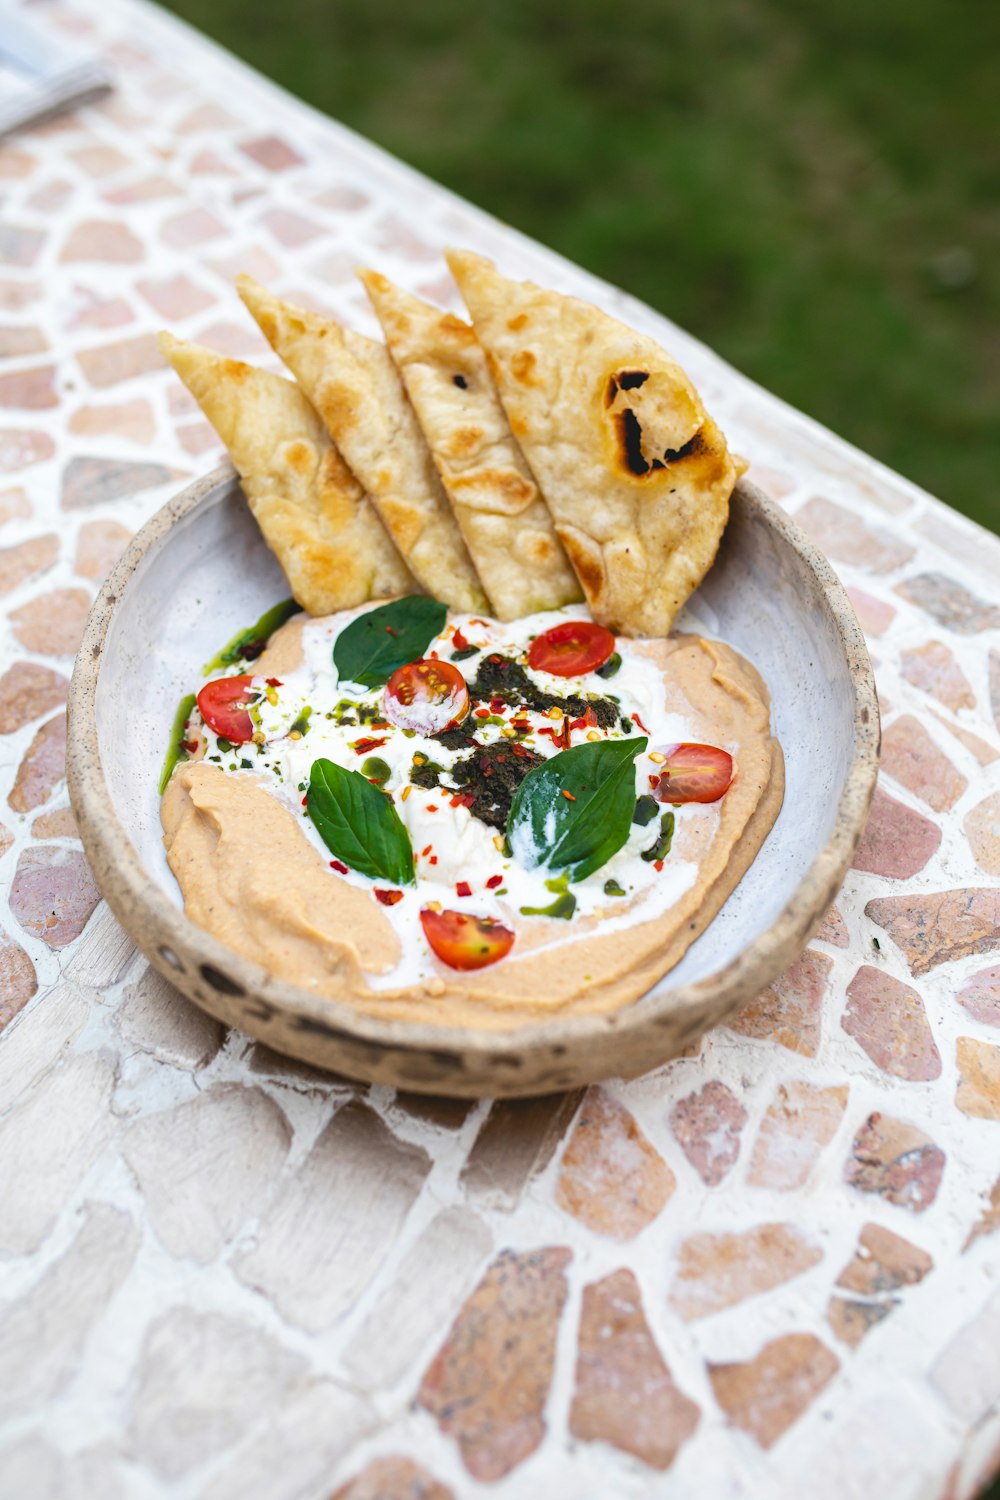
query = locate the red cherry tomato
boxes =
[420,908,515,970]
[196,675,257,743]
[527,620,615,677]
[383,658,470,734]
[653,742,734,804]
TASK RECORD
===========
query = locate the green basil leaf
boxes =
[333,595,446,688]
[506,736,647,884]
[202,597,299,675]
[306,757,414,885]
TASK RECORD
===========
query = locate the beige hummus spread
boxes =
[161,604,783,1029]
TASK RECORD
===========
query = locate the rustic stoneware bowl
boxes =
[67,465,879,1097]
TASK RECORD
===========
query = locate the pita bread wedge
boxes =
[236,276,488,615]
[359,270,582,621]
[159,334,412,615]
[447,250,744,637]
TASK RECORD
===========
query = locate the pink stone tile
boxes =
[175,420,221,457]
[32,805,78,840]
[845,1112,945,1211]
[65,288,134,332]
[161,207,227,249]
[238,135,304,172]
[306,249,359,285]
[61,456,182,509]
[0,281,40,313]
[555,1087,674,1239]
[68,399,155,444]
[669,1080,746,1185]
[8,713,66,813]
[964,1176,1000,1252]
[930,711,999,768]
[895,572,1000,635]
[879,716,968,813]
[966,792,1000,877]
[176,103,241,134]
[835,1222,933,1295]
[190,320,268,359]
[708,1334,839,1448]
[669,1223,822,1321]
[257,208,325,248]
[59,219,144,264]
[957,966,1000,1028]
[332,1459,453,1500]
[71,144,131,178]
[0,662,68,733]
[867,889,1000,977]
[0,487,30,526]
[744,463,796,499]
[747,1081,848,1190]
[77,333,163,388]
[827,1296,893,1349]
[103,175,182,205]
[26,179,75,214]
[135,273,216,320]
[0,146,35,180]
[312,184,369,212]
[9,846,101,947]
[204,246,281,287]
[0,428,55,474]
[900,640,976,712]
[0,365,57,411]
[0,226,45,269]
[189,149,238,177]
[852,786,941,878]
[728,949,831,1056]
[0,326,48,359]
[9,588,91,655]
[0,534,58,596]
[846,586,896,637]
[815,902,850,948]
[795,496,915,573]
[374,214,440,262]
[74,519,132,581]
[843,965,942,1081]
[956,1038,1000,1122]
[0,926,37,1029]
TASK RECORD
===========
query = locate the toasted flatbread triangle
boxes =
[236,276,488,615]
[447,250,743,637]
[359,270,582,622]
[158,333,412,615]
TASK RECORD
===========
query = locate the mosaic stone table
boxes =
[2,2,1000,1497]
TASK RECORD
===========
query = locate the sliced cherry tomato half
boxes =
[382,658,470,734]
[653,742,734,804]
[527,620,615,677]
[420,908,515,970]
[196,674,257,743]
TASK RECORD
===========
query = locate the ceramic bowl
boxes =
[67,466,879,1097]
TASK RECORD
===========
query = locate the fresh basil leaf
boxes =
[333,595,446,688]
[202,597,299,675]
[307,757,414,885]
[506,736,647,884]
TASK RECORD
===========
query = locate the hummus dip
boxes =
[161,603,784,1029]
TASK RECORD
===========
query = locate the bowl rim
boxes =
[67,464,879,1060]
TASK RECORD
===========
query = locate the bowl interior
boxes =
[96,473,856,999]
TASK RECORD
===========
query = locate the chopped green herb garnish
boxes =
[604,878,626,897]
[361,755,391,785]
[451,645,480,661]
[216,736,233,754]
[632,794,658,826]
[240,758,253,769]
[596,652,622,679]
[641,811,675,863]
[290,706,312,736]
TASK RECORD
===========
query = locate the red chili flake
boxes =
[584,706,598,727]
[421,844,433,857]
[181,739,198,754]
[351,736,388,754]
[654,859,665,872]
[384,625,398,636]
[483,765,494,777]
[426,803,439,812]
[632,711,651,734]
[512,718,531,731]
[371,720,390,729]
[489,653,505,665]
[649,773,661,789]
[489,696,506,714]
[429,650,439,659]
[511,743,532,758]
[450,792,475,808]
[452,626,470,651]
[429,855,438,865]
[474,707,491,719]
[569,716,587,732]
[301,795,308,806]
[539,726,557,739]
[455,881,472,897]
[374,887,404,905]
[329,859,349,874]
[266,677,282,687]
[486,874,503,889]
[561,789,576,801]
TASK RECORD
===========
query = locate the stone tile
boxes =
[374,214,440,262]
[209,1380,376,1500]
[9,846,100,948]
[123,1084,291,1262]
[61,455,180,509]
[0,1052,115,1252]
[189,148,239,176]
[915,510,1000,588]
[460,1092,582,1211]
[258,208,325,247]
[826,1296,893,1349]
[331,1458,454,1500]
[556,1087,674,1237]
[65,288,133,332]
[342,1206,492,1391]
[570,1267,699,1469]
[103,174,182,205]
[0,426,55,473]
[845,1112,945,1211]
[747,1082,848,1190]
[929,1290,1000,1422]
[879,717,968,814]
[135,272,216,320]
[957,965,1000,1027]
[669,1223,822,1322]
[68,400,155,444]
[0,983,88,1111]
[0,1201,138,1420]
[239,134,304,171]
[0,926,37,1029]
[0,324,48,358]
[966,792,1000,877]
[190,318,268,359]
[246,1040,351,1088]
[74,518,132,581]
[895,572,1000,635]
[842,965,942,1081]
[419,1246,571,1482]
[115,964,225,1068]
[8,712,66,812]
[852,786,942,876]
[795,497,914,573]
[61,902,141,990]
[0,532,58,594]
[312,183,369,212]
[127,1308,309,1479]
[900,640,976,712]
[964,1175,1000,1252]
[206,245,282,286]
[0,224,45,268]
[0,281,40,313]
[956,1037,1000,1121]
[32,805,79,839]
[727,949,831,1056]
[77,332,163,388]
[71,143,131,177]
[708,1334,839,1449]
[0,365,57,411]
[176,102,240,132]
[931,710,999,767]
[814,902,850,948]
[0,145,35,179]
[835,1222,933,1295]
[60,219,144,263]
[9,588,91,654]
[236,1100,431,1332]
[392,1091,475,1129]
[161,206,227,248]
[991,650,1000,735]
[866,889,1000,977]
[845,588,895,638]
[669,1080,747,1186]
[176,419,220,456]
[0,485,30,524]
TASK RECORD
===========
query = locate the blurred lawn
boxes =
[162,0,998,534]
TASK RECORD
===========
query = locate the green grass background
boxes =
[161,0,998,534]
